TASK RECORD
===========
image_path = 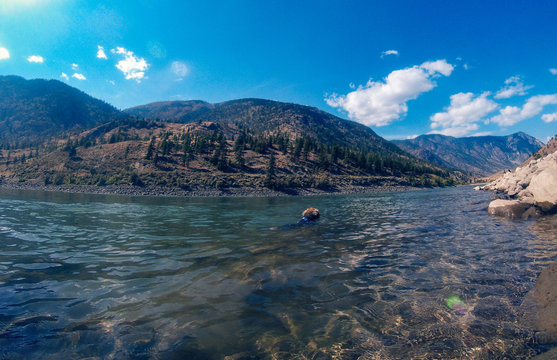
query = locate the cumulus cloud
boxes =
[171,61,189,80]
[27,55,44,63]
[0,47,9,60]
[430,92,498,137]
[550,68,557,76]
[381,50,399,58]
[542,112,557,123]
[60,72,69,81]
[97,45,107,59]
[71,63,79,70]
[72,73,86,80]
[494,76,533,99]
[111,47,149,82]
[490,94,557,126]
[325,60,454,127]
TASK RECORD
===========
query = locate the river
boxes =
[0,186,555,359]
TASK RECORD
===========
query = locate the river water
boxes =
[0,186,555,359]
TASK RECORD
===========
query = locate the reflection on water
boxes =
[0,187,556,359]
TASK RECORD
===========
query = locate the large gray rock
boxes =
[487,199,537,219]
[522,263,557,345]
[528,167,557,212]
[485,150,557,216]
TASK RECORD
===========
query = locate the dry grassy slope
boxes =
[125,98,403,155]
[524,135,557,166]
[0,120,454,190]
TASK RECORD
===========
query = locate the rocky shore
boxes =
[0,179,419,198]
[477,138,557,358]
[478,137,557,218]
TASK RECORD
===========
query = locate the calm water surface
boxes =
[0,186,556,359]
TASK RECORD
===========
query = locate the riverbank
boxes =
[0,179,421,198]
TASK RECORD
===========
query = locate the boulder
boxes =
[528,167,557,212]
[487,199,534,219]
[484,149,557,216]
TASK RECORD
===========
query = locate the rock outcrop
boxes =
[481,137,557,217]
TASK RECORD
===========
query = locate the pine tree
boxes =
[235,145,245,169]
[145,137,155,160]
[264,153,276,188]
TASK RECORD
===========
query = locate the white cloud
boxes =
[494,76,533,99]
[97,45,108,59]
[107,80,115,85]
[406,134,419,139]
[420,60,454,76]
[111,47,149,82]
[71,63,79,70]
[381,50,399,58]
[0,47,9,60]
[60,72,69,81]
[325,60,454,127]
[542,112,557,123]
[171,61,189,80]
[430,92,498,137]
[27,55,44,63]
[490,94,557,126]
[72,73,86,80]
[550,68,557,76]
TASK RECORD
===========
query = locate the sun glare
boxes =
[1,0,54,12]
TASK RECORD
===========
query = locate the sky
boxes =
[0,0,556,142]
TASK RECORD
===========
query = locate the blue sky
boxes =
[0,0,556,141]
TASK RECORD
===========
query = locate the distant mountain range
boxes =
[0,75,545,192]
[393,133,544,176]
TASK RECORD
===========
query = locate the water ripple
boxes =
[0,187,555,359]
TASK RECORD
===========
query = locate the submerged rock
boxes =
[522,263,557,345]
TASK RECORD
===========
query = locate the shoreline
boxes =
[0,180,423,198]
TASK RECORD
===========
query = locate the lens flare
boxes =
[446,295,467,315]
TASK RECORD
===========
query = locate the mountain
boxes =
[393,132,543,176]
[0,88,460,193]
[0,75,124,145]
[524,135,557,165]
[125,98,405,154]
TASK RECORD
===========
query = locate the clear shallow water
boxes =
[0,187,555,359]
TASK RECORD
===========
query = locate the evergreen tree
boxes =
[234,145,245,170]
[264,153,276,188]
[145,137,155,160]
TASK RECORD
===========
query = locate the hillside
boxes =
[393,132,543,176]
[524,135,557,165]
[125,99,404,154]
[0,88,462,193]
[0,75,124,146]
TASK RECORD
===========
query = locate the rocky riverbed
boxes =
[0,179,419,198]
